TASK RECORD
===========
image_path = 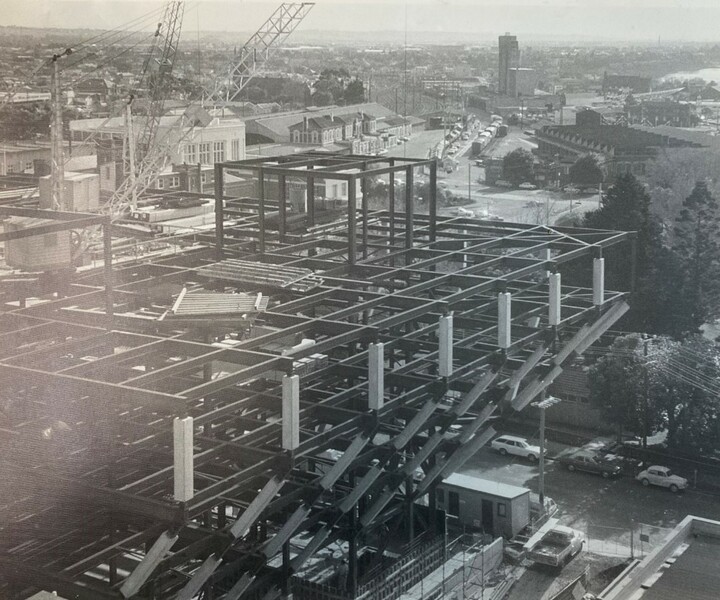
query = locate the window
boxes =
[311,131,319,144]
[342,183,347,196]
[184,143,197,164]
[497,503,507,517]
[25,161,33,171]
[232,138,241,160]
[6,165,14,173]
[448,491,460,517]
[170,176,180,188]
[157,178,164,189]
[44,233,58,247]
[293,130,300,143]
[213,141,225,163]
[201,173,207,184]
[199,143,211,165]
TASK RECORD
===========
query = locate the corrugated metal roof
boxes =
[442,473,530,499]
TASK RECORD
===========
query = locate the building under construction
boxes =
[0,152,633,600]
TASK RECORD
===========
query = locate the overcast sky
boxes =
[4,0,720,42]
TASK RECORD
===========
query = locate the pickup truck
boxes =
[527,525,585,568]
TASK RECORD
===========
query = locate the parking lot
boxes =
[461,438,720,552]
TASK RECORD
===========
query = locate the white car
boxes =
[636,465,688,493]
[491,435,540,461]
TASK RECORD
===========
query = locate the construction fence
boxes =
[585,522,675,560]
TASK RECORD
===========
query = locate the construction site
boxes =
[0,151,634,600]
[0,2,637,600]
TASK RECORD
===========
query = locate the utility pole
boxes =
[532,394,561,507]
[643,337,650,450]
[50,49,71,211]
[468,162,471,202]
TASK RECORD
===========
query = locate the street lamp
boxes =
[531,393,562,508]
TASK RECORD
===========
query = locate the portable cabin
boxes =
[4,218,72,271]
[436,473,531,538]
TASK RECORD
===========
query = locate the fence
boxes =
[292,536,445,600]
[585,522,675,560]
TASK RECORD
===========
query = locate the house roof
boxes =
[442,473,530,499]
[245,103,395,140]
[540,124,701,151]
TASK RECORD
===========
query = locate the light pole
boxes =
[468,162,472,202]
[531,393,562,507]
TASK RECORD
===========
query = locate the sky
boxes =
[3,0,720,43]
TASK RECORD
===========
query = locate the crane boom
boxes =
[205,3,315,104]
[106,2,314,221]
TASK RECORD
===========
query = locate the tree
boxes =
[502,148,534,186]
[589,333,720,451]
[582,174,673,334]
[569,154,604,187]
[588,334,649,440]
[670,181,720,335]
[344,79,365,104]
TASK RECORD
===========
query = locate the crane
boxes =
[105,2,315,221]
[205,2,315,104]
[124,0,185,209]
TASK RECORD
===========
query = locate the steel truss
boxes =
[0,154,634,600]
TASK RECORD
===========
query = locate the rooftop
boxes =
[442,473,530,499]
[540,124,702,151]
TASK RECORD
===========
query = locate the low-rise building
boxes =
[535,109,701,178]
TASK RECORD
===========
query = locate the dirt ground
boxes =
[505,552,630,600]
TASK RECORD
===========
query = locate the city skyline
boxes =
[3,0,720,43]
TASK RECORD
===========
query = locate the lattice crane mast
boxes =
[124,0,185,209]
[205,2,315,104]
[106,2,315,220]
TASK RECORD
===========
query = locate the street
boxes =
[460,442,720,552]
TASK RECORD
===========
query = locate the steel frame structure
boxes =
[0,154,634,600]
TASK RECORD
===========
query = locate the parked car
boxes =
[491,435,540,461]
[399,136,410,142]
[519,182,537,190]
[558,450,623,478]
[495,180,513,188]
[636,465,688,492]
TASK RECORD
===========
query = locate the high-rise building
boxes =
[498,33,519,95]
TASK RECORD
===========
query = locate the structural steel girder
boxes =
[0,153,634,599]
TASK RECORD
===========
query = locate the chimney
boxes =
[303,116,308,131]
[330,111,334,122]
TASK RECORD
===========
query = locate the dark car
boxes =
[558,451,623,478]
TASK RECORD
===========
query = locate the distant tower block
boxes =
[593,258,605,306]
[549,272,561,326]
[282,374,300,451]
[438,314,454,377]
[498,292,512,349]
[173,416,194,502]
[368,342,384,410]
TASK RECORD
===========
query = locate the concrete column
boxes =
[282,374,300,451]
[544,248,552,279]
[549,272,561,326]
[498,292,512,349]
[173,416,194,502]
[368,342,384,410]
[593,257,605,306]
[438,314,453,377]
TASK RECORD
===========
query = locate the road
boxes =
[385,129,446,160]
[460,443,720,551]
[434,126,600,224]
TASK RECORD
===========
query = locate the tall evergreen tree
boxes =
[582,174,669,333]
[670,181,720,335]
